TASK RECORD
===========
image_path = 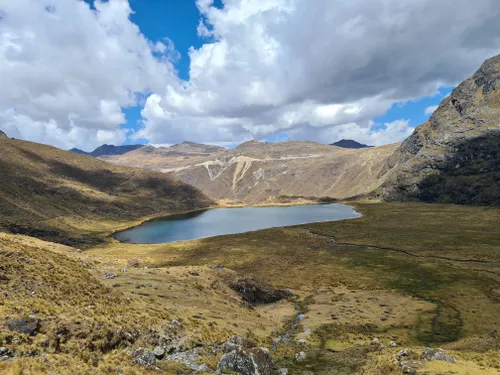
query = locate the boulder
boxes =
[6,316,39,336]
[228,278,292,305]
[153,346,165,359]
[128,259,140,267]
[420,348,456,363]
[400,360,422,375]
[104,273,118,279]
[295,351,307,362]
[132,347,156,366]
[217,347,279,375]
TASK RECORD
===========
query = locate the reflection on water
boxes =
[114,204,361,244]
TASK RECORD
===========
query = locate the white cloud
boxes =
[425,105,439,116]
[2,0,500,150]
[0,0,178,150]
[137,0,500,146]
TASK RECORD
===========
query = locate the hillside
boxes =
[379,54,500,205]
[104,140,399,204]
[99,141,226,172]
[0,136,213,244]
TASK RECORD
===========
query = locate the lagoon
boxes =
[114,204,361,244]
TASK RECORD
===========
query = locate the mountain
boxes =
[90,144,144,157]
[331,139,371,148]
[103,140,399,204]
[99,141,227,172]
[69,147,89,155]
[378,54,500,205]
[69,144,145,157]
[0,136,213,243]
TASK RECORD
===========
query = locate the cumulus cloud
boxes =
[2,0,500,149]
[138,0,500,145]
[425,105,439,116]
[0,0,178,150]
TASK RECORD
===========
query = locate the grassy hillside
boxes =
[0,136,213,244]
[91,203,500,374]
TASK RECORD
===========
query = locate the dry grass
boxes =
[2,202,500,374]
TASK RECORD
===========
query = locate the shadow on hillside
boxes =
[416,131,500,205]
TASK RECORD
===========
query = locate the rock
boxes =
[222,336,257,353]
[217,347,279,375]
[389,340,398,347]
[400,360,422,375]
[295,351,306,362]
[296,314,305,321]
[397,348,419,362]
[211,264,224,269]
[279,369,288,375]
[379,54,500,206]
[120,268,127,273]
[132,347,156,366]
[153,346,165,359]
[420,347,456,363]
[104,273,118,279]
[372,337,380,345]
[171,320,183,328]
[0,347,11,357]
[6,316,39,336]
[128,259,140,267]
[190,271,200,276]
[228,277,292,305]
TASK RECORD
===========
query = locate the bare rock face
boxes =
[379,54,500,205]
[228,278,292,305]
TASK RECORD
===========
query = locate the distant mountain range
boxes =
[70,144,145,157]
[331,139,371,149]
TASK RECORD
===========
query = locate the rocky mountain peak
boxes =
[379,54,500,205]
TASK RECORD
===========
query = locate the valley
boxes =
[0,52,500,375]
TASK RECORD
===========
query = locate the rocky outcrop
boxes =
[229,278,292,305]
[217,336,281,375]
[379,54,500,205]
[420,348,456,363]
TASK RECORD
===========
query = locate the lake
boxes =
[114,204,361,244]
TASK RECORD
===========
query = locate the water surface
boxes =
[115,204,360,244]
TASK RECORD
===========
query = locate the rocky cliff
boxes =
[378,54,500,205]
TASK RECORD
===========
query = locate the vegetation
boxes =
[1,202,500,374]
[0,136,213,245]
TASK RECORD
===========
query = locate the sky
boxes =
[1,0,500,151]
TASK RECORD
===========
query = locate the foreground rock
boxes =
[420,347,456,363]
[229,278,292,304]
[132,347,156,366]
[6,316,39,336]
[396,347,456,374]
[217,336,281,375]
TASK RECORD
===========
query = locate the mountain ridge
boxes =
[331,139,371,149]
[378,53,500,205]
